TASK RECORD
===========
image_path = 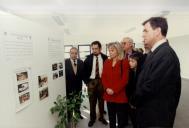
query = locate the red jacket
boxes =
[102,59,129,103]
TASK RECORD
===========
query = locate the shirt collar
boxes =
[151,38,167,52]
[70,58,77,64]
[94,54,101,58]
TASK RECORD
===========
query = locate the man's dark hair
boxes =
[142,17,168,37]
[91,40,102,49]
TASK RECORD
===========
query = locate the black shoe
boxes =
[88,120,95,127]
[99,118,108,125]
[79,115,83,119]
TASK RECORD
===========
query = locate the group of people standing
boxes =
[65,16,181,128]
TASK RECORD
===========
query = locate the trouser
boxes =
[128,105,137,128]
[107,102,129,128]
[87,79,104,121]
[136,110,175,128]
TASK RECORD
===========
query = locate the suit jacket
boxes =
[135,42,181,127]
[65,58,84,96]
[83,53,108,85]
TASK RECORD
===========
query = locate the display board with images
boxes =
[14,67,32,112]
[38,74,49,100]
[52,62,63,80]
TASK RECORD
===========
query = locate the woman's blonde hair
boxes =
[108,41,124,60]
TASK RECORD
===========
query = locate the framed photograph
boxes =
[39,87,49,100]
[52,63,58,71]
[17,82,29,93]
[59,70,63,77]
[16,71,28,82]
[53,72,58,80]
[58,62,63,69]
[38,75,48,88]
[19,92,30,104]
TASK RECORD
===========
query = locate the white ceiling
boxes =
[1,0,189,14]
[0,0,189,44]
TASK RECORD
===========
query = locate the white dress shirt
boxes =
[70,59,77,74]
[90,54,103,79]
[151,38,167,52]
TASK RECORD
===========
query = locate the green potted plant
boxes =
[50,92,86,128]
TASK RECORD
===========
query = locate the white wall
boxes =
[169,35,189,79]
[0,11,65,128]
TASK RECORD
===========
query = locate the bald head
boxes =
[121,37,134,52]
[70,47,78,60]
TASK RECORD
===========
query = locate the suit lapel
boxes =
[144,42,169,68]
[75,60,79,75]
[69,59,76,76]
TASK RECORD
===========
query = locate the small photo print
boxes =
[58,62,63,69]
[38,75,48,88]
[59,70,63,77]
[16,72,28,81]
[53,72,58,80]
[39,87,49,100]
[18,82,29,93]
[52,63,58,71]
[19,92,30,104]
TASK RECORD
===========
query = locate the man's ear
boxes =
[156,27,161,36]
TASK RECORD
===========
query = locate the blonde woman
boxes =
[102,42,129,128]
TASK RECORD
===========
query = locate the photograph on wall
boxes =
[59,70,63,77]
[16,71,28,82]
[52,63,58,71]
[17,82,29,93]
[38,74,48,88]
[52,62,64,80]
[58,62,63,69]
[14,67,32,112]
[39,87,49,100]
[19,92,30,104]
[53,72,58,80]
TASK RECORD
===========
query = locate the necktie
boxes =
[95,56,100,79]
[73,59,77,74]
[73,59,77,66]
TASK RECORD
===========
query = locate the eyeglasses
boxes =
[121,42,127,45]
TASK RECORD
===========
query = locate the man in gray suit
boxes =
[65,47,84,120]
[135,17,181,128]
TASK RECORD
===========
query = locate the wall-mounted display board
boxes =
[0,10,66,128]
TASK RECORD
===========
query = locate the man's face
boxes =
[70,48,78,60]
[121,39,133,52]
[142,22,157,49]
[91,44,101,55]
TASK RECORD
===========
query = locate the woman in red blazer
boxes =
[102,42,129,128]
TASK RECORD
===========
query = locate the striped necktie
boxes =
[95,56,100,79]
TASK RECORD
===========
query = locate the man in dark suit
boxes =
[135,17,181,128]
[65,47,84,120]
[83,41,108,127]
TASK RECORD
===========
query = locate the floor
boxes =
[77,79,189,128]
